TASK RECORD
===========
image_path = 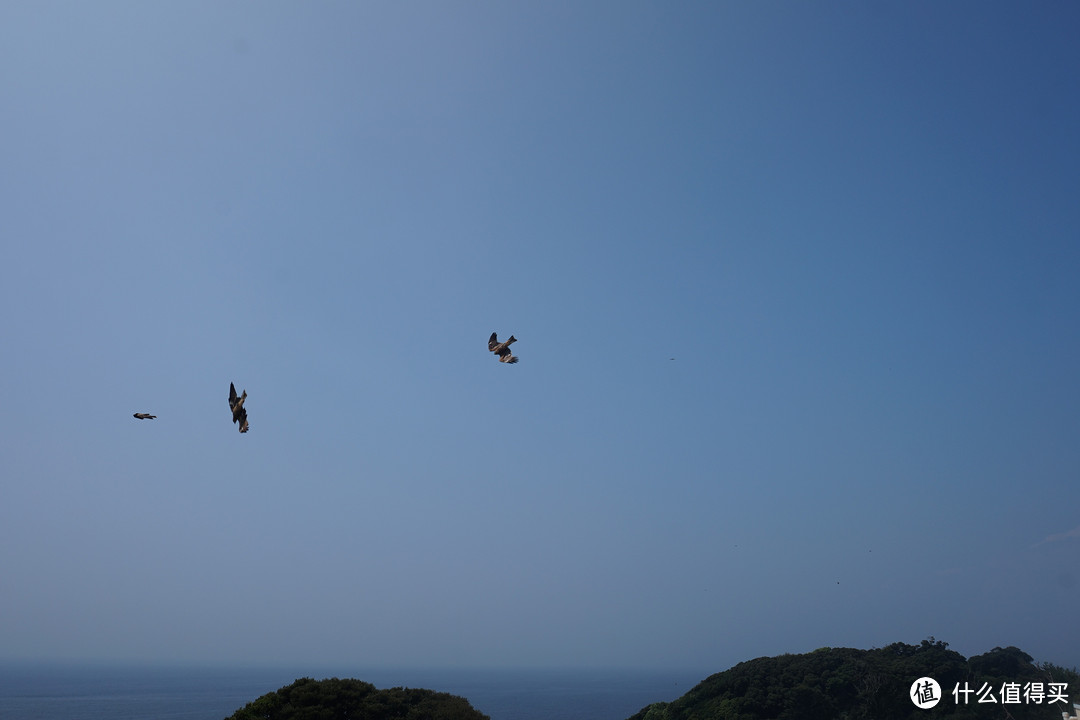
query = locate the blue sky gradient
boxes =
[1,2,1078,672]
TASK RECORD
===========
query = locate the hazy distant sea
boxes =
[0,663,702,720]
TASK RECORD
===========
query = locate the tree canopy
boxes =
[224,677,490,720]
[628,640,1079,720]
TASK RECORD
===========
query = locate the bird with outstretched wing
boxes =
[133,413,157,420]
[229,382,249,433]
[488,332,519,364]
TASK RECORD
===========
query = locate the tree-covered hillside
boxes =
[629,640,1079,720]
[224,677,490,720]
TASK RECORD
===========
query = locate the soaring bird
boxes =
[488,332,519,364]
[229,382,249,433]
[133,413,157,420]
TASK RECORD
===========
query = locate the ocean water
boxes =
[0,663,703,720]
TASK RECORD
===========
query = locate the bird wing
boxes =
[488,332,499,351]
[229,382,239,408]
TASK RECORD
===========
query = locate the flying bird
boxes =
[229,382,249,433]
[133,413,157,420]
[488,332,519,364]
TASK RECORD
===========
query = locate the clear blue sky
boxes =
[1,2,1078,673]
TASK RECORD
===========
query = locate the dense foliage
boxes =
[628,640,1079,720]
[224,677,490,720]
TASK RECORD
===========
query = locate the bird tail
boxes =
[503,355,519,364]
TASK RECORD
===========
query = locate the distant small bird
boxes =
[133,413,157,420]
[488,332,519,364]
[229,382,249,433]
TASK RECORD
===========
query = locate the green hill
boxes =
[224,676,489,720]
[629,640,1078,720]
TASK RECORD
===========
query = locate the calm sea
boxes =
[0,663,703,720]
